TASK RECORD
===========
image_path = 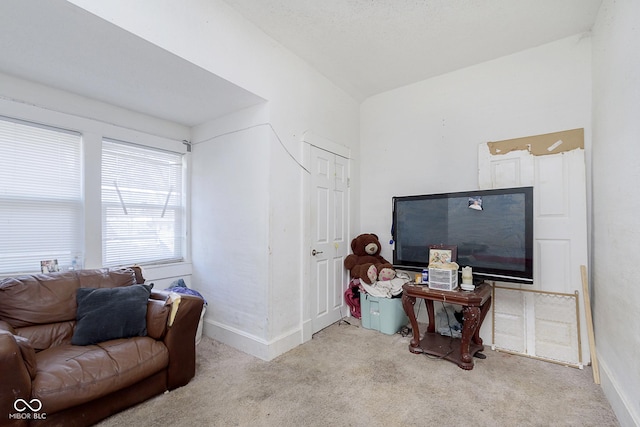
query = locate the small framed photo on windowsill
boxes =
[40,259,60,273]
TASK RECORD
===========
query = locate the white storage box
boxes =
[428,267,459,291]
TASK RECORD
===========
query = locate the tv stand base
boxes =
[402,282,492,370]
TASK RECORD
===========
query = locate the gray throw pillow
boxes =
[71,284,153,346]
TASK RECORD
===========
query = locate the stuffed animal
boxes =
[344,233,396,284]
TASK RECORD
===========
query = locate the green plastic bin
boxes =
[361,293,408,335]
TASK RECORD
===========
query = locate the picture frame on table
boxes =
[428,244,457,264]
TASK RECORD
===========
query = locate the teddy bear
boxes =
[344,233,396,284]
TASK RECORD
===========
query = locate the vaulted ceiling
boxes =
[0,0,603,126]
[222,0,603,101]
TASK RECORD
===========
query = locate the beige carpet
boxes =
[97,319,619,426]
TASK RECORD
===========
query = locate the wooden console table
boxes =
[402,282,492,370]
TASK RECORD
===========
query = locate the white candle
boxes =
[462,266,473,284]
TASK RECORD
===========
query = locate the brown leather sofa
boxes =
[0,268,204,427]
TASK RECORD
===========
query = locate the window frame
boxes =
[0,115,83,275]
[0,103,190,276]
[101,138,187,268]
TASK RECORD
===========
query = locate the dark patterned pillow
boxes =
[71,284,153,346]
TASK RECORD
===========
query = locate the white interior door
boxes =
[479,129,589,365]
[309,145,349,333]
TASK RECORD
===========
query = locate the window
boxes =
[101,139,185,267]
[0,117,82,274]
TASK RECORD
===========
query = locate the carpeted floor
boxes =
[97,319,619,426]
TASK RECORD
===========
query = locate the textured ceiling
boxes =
[223,0,603,100]
[0,0,603,126]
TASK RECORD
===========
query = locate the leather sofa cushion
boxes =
[0,269,136,328]
[32,337,168,414]
[0,271,79,327]
[16,321,75,352]
[17,297,170,351]
[77,268,136,289]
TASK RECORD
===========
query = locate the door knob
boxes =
[312,249,323,256]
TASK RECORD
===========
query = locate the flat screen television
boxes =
[392,186,533,284]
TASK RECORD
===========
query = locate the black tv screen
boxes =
[392,187,533,284]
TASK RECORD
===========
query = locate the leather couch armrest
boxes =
[150,289,171,301]
[1,321,37,378]
[0,320,16,334]
[0,330,33,425]
[146,298,170,339]
[162,294,205,390]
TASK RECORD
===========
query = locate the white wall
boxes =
[360,35,592,264]
[592,0,640,425]
[0,73,189,144]
[191,106,271,343]
[191,103,307,355]
[360,35,592,343]
[71,0,360,359]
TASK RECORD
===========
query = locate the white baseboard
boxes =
[202,318,303,361]
[599,356,640,427]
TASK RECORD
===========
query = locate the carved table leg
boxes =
[459,306,481,369]
[402,293,421,353]
[425,299,435,334]
[473,296,492,347]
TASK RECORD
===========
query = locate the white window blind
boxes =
[101,139,184,267]
[0,116,82,274]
